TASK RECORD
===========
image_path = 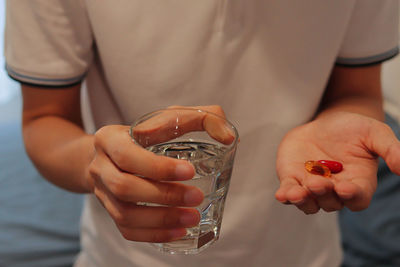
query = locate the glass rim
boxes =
[129,107,239,153]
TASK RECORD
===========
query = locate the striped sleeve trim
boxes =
[336,46,399,67]
[6,64,85,88]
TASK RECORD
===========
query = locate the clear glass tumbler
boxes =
[130,107,239,254]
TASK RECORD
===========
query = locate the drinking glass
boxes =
[129,107,239,254]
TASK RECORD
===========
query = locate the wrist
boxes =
[316,96,384,122]
[81,134,96,193]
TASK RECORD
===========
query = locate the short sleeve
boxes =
[4,0,93,87]
[336,0,399,67]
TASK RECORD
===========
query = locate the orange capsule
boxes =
[305,161,331,177]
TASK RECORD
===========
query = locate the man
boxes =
[5,0,400,266]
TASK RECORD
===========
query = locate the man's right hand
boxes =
[21,83,231,243]
[22,83,202,243]
[88,124,203,243]
[87,105,235,242]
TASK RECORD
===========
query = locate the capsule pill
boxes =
[305,161,331,177]
[318,160,343,173]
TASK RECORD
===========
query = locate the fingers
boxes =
[94,179,199,243]
[94,125,195,181]
[132,105,236,146]
[295,197,320,214]
[334,179,374,211]
[89,153,203,206]
[304,176,343,212]
[276,175,343,214]
[91,125,205,243]
[275,178,306,204]
[277,172,376,213]
[192,105,236,145]
[276,183,320,214]
[275,177,320,214]
[118,227,187,243]
[94,181,200,228]
[367,120,400,175]
[203,112,236,145]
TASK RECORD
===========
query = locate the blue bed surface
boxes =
[0,119,83,267]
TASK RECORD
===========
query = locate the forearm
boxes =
[23,116,94,193]
[316,65,384,121]
[21,82,95,193]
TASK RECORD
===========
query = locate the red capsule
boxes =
[318,160,343,173]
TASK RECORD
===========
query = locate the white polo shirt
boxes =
[5,1,399,266]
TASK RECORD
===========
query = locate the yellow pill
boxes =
[305,160,331,178]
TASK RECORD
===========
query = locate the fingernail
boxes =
[175,163,194,180]
[169,228,187,240]
[180,212,199,226]
[222,128,235,145]
[291,199,305,205]
[184,188,203,206]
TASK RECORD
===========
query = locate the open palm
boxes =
[275,112,400,214]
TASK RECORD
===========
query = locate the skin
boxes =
[21,92,228,242]
[275,65,400,214]
[21,64,400,243]
[132,106,235,147]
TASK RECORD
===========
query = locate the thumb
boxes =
[367,120,400,175]
[132,107,235,147]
